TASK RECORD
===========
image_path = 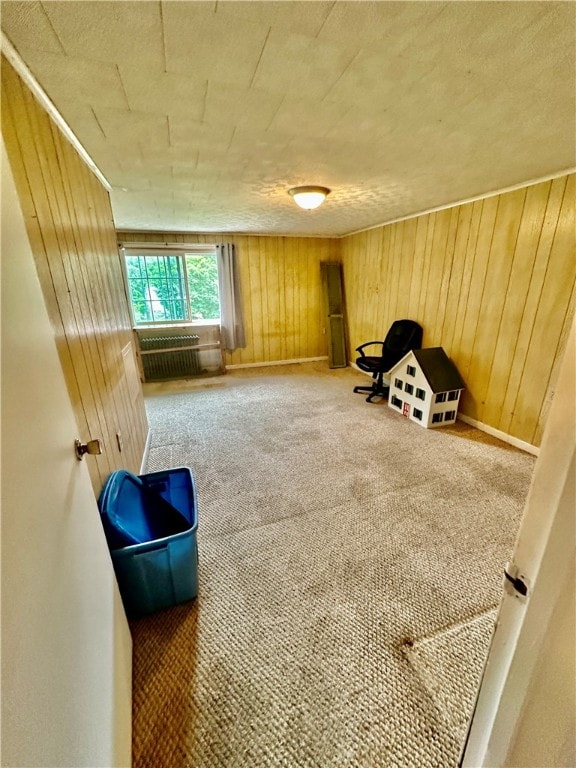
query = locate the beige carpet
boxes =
[131,363,534,768]
[402,607,498,745]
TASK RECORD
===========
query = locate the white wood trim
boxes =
[1,33,112,192]
[457,414,539,456]
[226,356,328,370]
[139,429,152,474]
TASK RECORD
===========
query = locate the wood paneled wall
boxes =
[118,231,340,367]
[342,175,576,447]
[2,58,148,493]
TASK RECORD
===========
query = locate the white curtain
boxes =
[216,243,246,351]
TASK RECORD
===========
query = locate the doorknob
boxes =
[75,438,102,461]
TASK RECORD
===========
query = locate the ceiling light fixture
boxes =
[288,185,331,210]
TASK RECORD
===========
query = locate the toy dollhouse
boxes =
[387,347,465,428]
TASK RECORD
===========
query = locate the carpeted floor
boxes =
[131,363,535,768]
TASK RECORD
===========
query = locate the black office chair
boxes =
[353,319,423,402]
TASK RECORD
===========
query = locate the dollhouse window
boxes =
[394,378,403,389]
[435,392,447,403]
[448,391,459,401]
[406,365,416,376]
[445,410,456,421]
[416,388,426,400]
[391,395,403,409]
[432,413,443,423]
[413,408,423,421]
[405,383,414,395]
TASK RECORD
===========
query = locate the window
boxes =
[406,365,416,376]
[448,390,459,401]
[432,413,443,423]
[391,395,403,409]
[416,388,426,401]
[444,410,456,421]
[404,383,414,395]
[394,378,403,389]
[413,408,423,421]
[435,392,447,403]
[123,248,220,326]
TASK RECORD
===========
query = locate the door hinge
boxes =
[504,562,529,600]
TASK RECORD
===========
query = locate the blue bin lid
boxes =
[98,470,189,549]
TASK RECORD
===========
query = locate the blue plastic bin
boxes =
[98,467,198,618]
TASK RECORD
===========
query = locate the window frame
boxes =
[120,244,220,328]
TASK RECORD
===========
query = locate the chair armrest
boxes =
[355,341,385,357]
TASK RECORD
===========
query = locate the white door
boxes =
[1,138,132,767]
[460,318,575,766]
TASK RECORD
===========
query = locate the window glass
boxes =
[124,250,220,326]
[126,255,187,324]
[416,388,426,400]
[432,413,443,423]
[405,383,414,395]
[391,395,403,409]
[445,410,456,421]
[394,378,403,389]
[448,390,459,401]
[406,365,416,376]
[185,253,220,321]
[435,392,447,403]
[413,408,423,420]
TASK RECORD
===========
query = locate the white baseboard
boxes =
[139,429,152,473]
[226,356,328,370]
[457,414,539,456]
[351,361,539,456]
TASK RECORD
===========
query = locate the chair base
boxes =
[353,383,390,403]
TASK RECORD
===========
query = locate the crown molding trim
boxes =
[1,33,112,192]
[344,168,576,238]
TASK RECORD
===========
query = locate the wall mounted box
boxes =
[98,467,198,618]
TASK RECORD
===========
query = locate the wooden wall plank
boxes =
[441,202,473,352]
[483,182,551,431]
[508,174,576,443]
[498,177,566,437]
[422,208,452,346]
[450,200,483,357]
[416,214,434,335]
[466,188,527,423]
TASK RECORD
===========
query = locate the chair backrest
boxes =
[383,319,423,361]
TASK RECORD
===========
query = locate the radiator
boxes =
[139,335,201,381]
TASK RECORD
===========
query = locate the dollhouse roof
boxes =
[392,347,466,393]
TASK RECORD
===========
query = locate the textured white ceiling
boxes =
[2,1,575,236]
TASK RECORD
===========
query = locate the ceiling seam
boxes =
[39,1,67,55]
[248,26,272,90]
